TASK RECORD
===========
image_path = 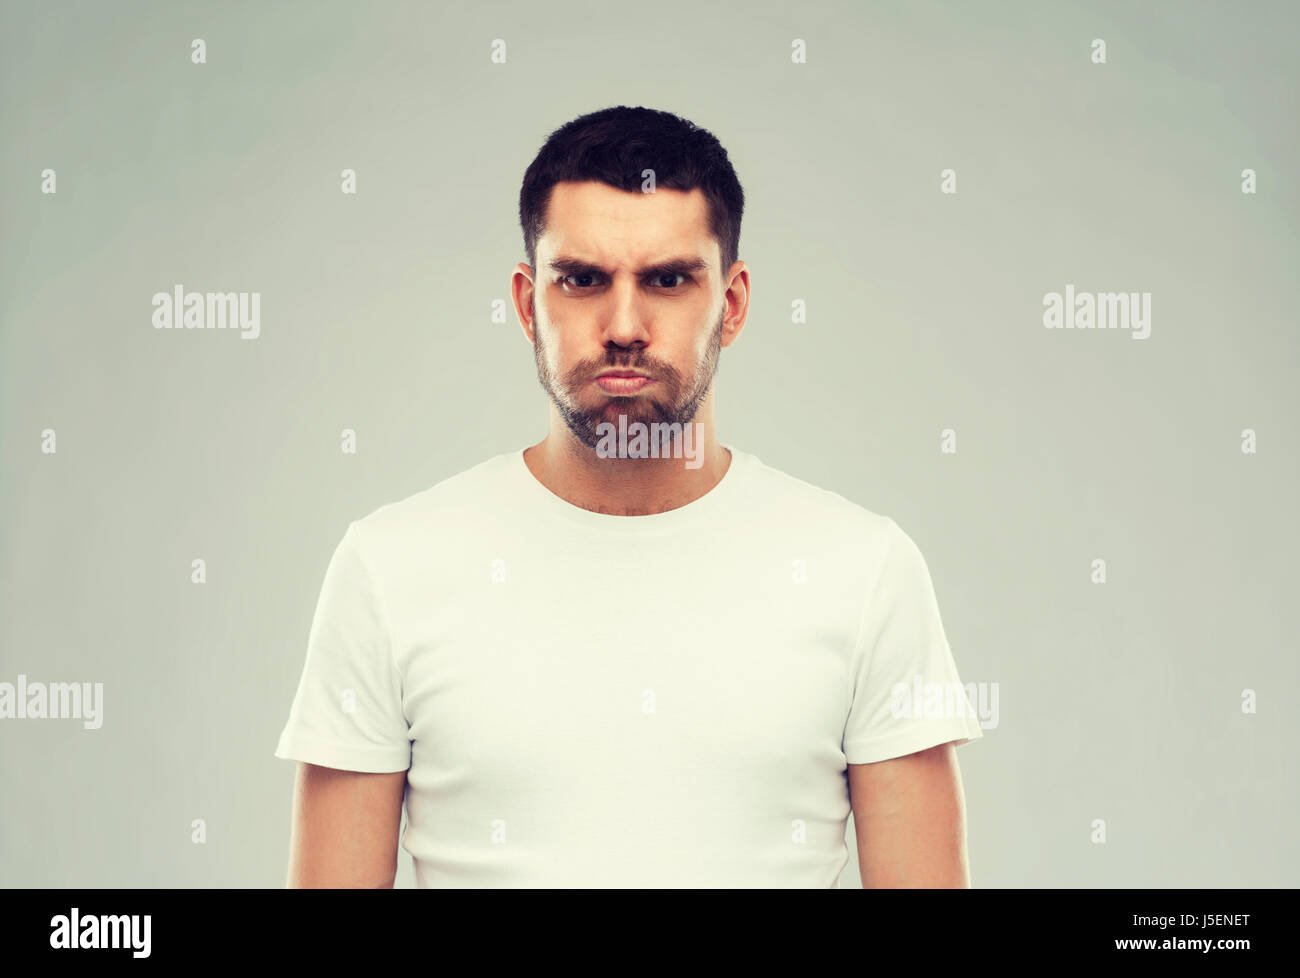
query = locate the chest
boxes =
[394,549,858,801]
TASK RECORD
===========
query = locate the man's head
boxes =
[513,106,748,452]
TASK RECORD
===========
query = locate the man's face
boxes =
[524,181,730,451]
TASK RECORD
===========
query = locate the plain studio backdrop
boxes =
[1,0,1297,887]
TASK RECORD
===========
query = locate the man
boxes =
[274,105,983,888]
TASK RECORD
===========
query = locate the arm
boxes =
[286,762,408,888]
[847,741,972,888]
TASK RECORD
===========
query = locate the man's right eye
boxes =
[561,273,601,289]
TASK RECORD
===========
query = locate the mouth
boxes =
[594,372,653,395]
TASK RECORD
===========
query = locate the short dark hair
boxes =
[519,105,745,278]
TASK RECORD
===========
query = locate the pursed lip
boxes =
[596,370,650,379]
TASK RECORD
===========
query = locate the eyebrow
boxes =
[546,255,709,278]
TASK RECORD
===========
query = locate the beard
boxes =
[532,303,724,452]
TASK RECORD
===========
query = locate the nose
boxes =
[601,275,652,349]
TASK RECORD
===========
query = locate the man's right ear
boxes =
[511,263,536,341]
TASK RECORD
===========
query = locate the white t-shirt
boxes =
[274,445,983,887]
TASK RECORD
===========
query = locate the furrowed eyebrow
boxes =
[547,256,709,278]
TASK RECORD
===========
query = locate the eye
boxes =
[561,273,602,290]
[652,273,688,289]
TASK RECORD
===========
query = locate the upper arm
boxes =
[286,761,408,888]
[846,741,972,888]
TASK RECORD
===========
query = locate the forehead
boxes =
[538,180,715,265]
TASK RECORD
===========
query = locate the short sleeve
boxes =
[842,519,984,764]
[274,522,411,773]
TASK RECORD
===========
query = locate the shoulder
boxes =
[738,449,899,549]
[343,450,518,558]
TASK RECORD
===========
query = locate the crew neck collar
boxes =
[508,443,751,534]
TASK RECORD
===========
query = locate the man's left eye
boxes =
[654,273,686,288]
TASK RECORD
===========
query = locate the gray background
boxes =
[2,0,1296,887]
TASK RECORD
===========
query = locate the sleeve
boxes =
[274,521,412,773]
[842,518,985,764]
